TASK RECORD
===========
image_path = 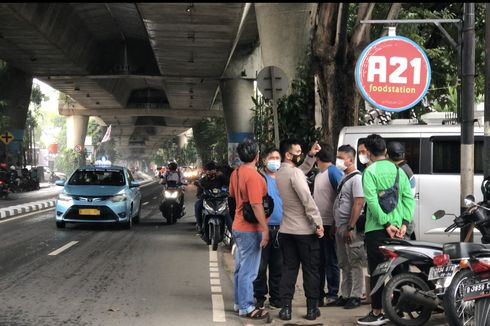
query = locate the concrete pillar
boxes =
[219,78,254,167]
[177,133,187,149]
[66,115,89,150]
[255,3,317,83]
[0,62,33,165]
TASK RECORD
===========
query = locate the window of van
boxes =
[357,138,420,174]
[432,137,483,174]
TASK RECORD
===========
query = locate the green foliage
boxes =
[252,57,323,153]
[55,148,79,176]
[192,117,228,165]
[151,136,198,167]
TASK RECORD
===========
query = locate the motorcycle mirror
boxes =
[432,210,446,220]
[464,195,476,207]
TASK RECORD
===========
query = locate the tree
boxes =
[24,83,48,165]
[192,117,228,165]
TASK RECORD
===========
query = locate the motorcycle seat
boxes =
[380,238,443,250]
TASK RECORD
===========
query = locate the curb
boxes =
[0,200,56,219]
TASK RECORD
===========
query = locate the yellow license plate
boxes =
[79,208,100,216]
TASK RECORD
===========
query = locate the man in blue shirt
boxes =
[253,148,284,309]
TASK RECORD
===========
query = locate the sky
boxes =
[32,78,59,113]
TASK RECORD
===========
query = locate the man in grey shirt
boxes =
[276,139,324,321]
[333,145,365,310]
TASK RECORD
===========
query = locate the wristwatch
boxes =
[347,226,355,231]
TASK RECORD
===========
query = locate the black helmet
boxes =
[482,175,490,202]
[387,141,405,161]
[168,160,178,171]
[204,161,217,172]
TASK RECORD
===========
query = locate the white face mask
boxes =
[266,159,281,172]
[359,154,369,165]
[336,158,347,171]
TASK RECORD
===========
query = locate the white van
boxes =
[337,124,485,244]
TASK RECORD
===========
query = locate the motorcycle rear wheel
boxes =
[443,269,474,326]
[382,272,432,326]
[474,297,490,326]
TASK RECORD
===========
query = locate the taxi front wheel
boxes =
[56,221,65,228]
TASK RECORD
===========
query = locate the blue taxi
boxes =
[55,164,142,229]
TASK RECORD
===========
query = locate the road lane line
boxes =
[210,278,221,285]
[48,241,79,256]
[210,267,219,272]
[142,201,149,206]
[209,250,218,262]
[0,208,54,224]
[212,294,226,322]
[211,286,222,293]
[210,262,218,267]
[153,196,157,200]
[210,272,220,278]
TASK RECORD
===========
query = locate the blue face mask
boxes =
[266,159,281,172]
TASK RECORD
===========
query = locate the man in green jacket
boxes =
[357,134,415,326]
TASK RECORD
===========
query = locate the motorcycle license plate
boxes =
[79,208,100,216]
[428,264,457,281]
[373,260,392,276]
[463,278,490,301]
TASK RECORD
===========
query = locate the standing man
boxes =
[229,139,270,320]
[387,141,416,239]
[313,144,342,307]
[357,134,415,325]
[332,145,365,310]
[276,139,324,321]
[253,148,284,309]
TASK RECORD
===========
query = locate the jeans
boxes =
[233,230,262,315]
[319,225,340,299]
[253,226,282,304]
[279,233,321,305]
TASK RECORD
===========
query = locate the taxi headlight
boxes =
[58,193,72,202]
[165,191,178,199]
[110,194,127,202]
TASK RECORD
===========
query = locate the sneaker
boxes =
[357,311,389,325]
[325,296,338,306]
[330,296,348,307]
[344,297,361,309]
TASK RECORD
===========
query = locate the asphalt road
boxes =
[0,184,243,326]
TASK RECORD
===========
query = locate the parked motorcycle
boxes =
[200,187,229,251]
[159,180,185,225]
[372,197,490,326]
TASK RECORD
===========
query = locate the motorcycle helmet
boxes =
[10,165,15,171]
[482,175,490,202]
[387,141,405,161]
[204,161,217,172]
[168,160,178,171]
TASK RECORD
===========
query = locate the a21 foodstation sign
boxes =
[355,36,431,112]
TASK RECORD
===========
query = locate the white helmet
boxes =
[10,165,15,170]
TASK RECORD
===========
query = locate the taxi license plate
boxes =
[428,264,457,280]
[463,279,490,301]
[79,208,100,216]
[373,260,392,276]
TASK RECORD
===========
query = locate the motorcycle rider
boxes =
[160,160,187,212]
[194,161,230,233]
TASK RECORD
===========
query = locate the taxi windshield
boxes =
[68,169,125,186]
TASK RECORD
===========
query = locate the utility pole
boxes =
[460,3,475,242]
[485,3,490,179]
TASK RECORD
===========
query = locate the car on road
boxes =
[54,164,142,229]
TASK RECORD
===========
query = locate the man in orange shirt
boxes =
[229,139,270,320]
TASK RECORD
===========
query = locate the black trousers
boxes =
[365,229,390,310]
[279,233,321,305]
[253,226,282,303]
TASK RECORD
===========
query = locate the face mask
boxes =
[336,158,347,171]
[266,159,281,172]
[289,153,304,166]
[359,154,369,165]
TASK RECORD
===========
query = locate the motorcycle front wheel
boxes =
[210,223,221,251]
[382,272,432,326]
[474,297,490,326]
[443,269,475,326]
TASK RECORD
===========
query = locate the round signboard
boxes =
[355,36,431,112]
[74,144,82,153]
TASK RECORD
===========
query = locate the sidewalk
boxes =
[220,247,448,326]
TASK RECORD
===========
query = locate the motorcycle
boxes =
[0,170,10,198]
[461,248,490,326]
[159,180,185,225]
[372,197,490,326]
[200,187,229,251]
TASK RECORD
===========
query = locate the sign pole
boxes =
[270,67,280,148]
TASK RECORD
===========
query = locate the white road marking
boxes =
[48,241,79,256]
[0,208,54,224]
[212,294,226,322]
[153,196,157,200]
[209,246,225,322]
[142,202,149,206]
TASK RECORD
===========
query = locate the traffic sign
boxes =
[0,131,14,145]
[256,66,289,100]
[74,144,82,153]
[355,36,431,112]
